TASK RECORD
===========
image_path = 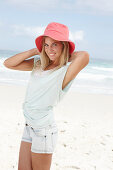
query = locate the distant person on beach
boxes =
[3,22,89,170]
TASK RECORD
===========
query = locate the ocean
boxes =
[0,50,113,96]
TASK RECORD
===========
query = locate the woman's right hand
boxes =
[3,48,40,69]
[32,48,40,55]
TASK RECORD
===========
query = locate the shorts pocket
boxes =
[31,128,46,152]
[32,127,46,137]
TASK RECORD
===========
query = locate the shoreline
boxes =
[0,82,113,96]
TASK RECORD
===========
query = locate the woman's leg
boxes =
[18,141,32,170]
[31,152,53,170]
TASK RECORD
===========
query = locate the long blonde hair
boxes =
[33,36,70,72]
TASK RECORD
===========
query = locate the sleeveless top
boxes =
[22,56,75,128]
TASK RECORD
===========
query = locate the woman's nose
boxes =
[48,46,54,52]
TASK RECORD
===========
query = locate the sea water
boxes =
[0,50,113,96]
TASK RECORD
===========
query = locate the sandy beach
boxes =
[0,83,113,170]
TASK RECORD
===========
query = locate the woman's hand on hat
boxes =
[31,48,40,55]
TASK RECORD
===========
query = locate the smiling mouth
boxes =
[49,53,56,56]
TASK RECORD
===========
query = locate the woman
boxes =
[4,22,89,170]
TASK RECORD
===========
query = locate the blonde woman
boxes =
[4,22,89,170]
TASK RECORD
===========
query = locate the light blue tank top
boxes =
[22,56,74,128]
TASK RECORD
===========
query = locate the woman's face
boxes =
[44,36,64,63]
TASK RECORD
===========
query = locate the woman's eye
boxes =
[44,43,57,47]
[53,43,57,46]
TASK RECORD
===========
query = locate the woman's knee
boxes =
[18,141,32,170]
[31,152,52,170]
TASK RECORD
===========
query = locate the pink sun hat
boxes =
[35,22,75,54]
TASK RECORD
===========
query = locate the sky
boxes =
[0,0,113,61]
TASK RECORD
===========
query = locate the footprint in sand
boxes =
[60,130,66,133]
[65,165,80,169]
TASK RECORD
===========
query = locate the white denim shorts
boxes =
[21,122,58,154]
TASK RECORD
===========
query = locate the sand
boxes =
[0,83,113,170]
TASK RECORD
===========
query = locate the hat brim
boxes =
[35,35,75,54]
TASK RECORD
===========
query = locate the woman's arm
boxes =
[69,51,89,62]
[69,51,90,74]
[62,51,89,90]
[3,48,40,68]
